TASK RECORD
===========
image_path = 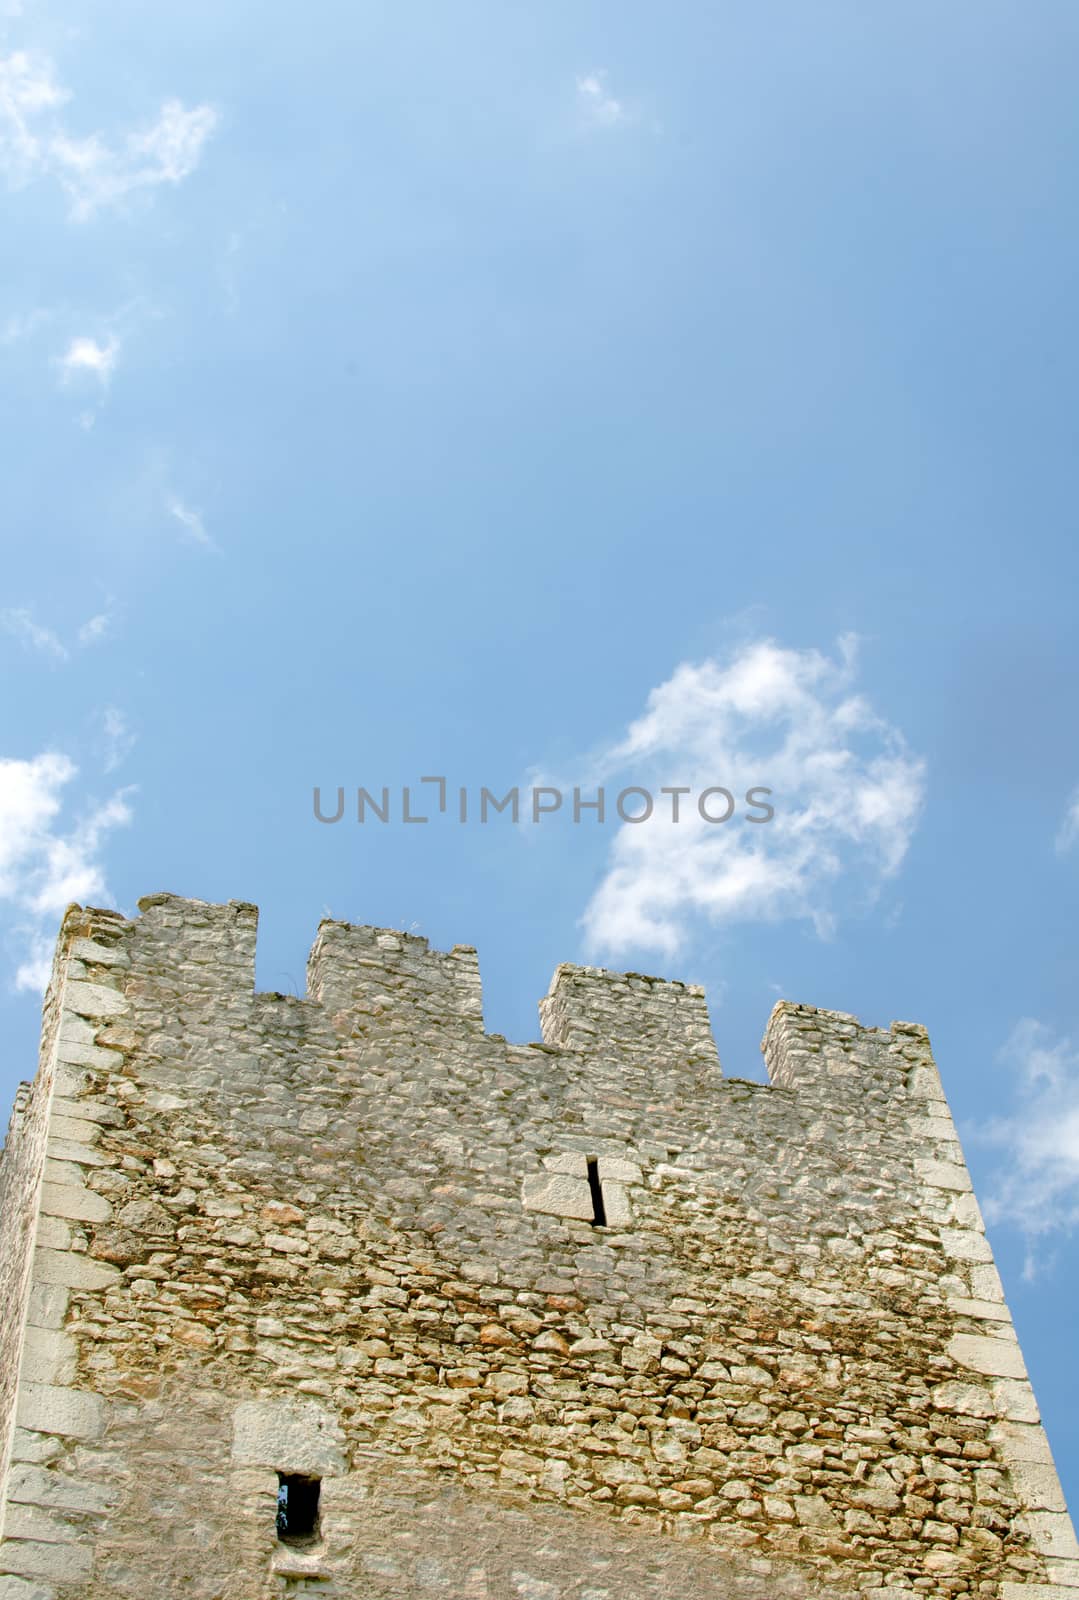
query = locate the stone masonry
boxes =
[0,892,1076,1599]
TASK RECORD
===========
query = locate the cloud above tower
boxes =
[567,636,926,958]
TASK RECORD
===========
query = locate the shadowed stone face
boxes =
[0,893,1075,1599]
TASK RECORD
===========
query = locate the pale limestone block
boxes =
[8,1434,61,1467]
[1000,1587,1079,1600]
[542,1153,587,1177]
[7,1464,114,1515]
[46,1116,100,1146]
[39,1183,111,1224]
[907,1064,947,1102]
[271,1547,330,1579]
[931,1380,996,1418]
[938,1226,993,1263]
[1022,1512,1079,1560]
[56,1015,96,1047]
[597,1157,643,1185]
[16,1385,106,1441]
[49,1097,121,1126]
[948,1332,1027,1381]
[0,1575,57,1599]
[143,1089,187,1111]
[54,1042,123,1072]
[1010,1459,1069,1513]
[18,1330,77,1387]
[970,1262,1007,1303]
[914,1157,972,1193]
[26,1285,69,1332]
[0,1540,91,1584]
[231,1399,346,1476]
[521,1173,594,1221]
[601,1180,632,1226]
[949,1192,987,1230]
[69,938,129,967]
[1045,1559,1079,1588]
[2,1507,78,1546]
[994,1378,1041,1423]
[62,980,128,1018]
[991,1421,1056,1463]
[33,1249,119,1292]
[42,1138,109,1168]
[909,1112,959,1143]
[41,1161,85,1189]
[946,1296,1011,1322]
[32,1219,71,1253]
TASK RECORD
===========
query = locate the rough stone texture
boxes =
[0,893,1075,1598]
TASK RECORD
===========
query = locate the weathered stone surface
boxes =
[0,893,1074,1598]
[231,1399,346,1476]
[520,1173,594,1221]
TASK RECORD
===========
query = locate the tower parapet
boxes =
[0,893,1074,1600]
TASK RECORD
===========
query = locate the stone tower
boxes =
[0,893,1076,1600]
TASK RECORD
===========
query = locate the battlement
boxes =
[1,893,1076,1600]
[18,893,924,1097]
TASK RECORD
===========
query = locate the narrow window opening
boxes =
[586,1157,607,1227]
[276,1474,320,1544]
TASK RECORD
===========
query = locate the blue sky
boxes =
[3,0,1079,1508]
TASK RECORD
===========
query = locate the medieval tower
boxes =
[0,892,1076,1599]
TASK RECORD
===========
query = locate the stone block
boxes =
[18,1329,77,1387]
[0,1539,92,1584]
[32,1249,119,1292]
[521,1174,594,1222]
[1009,1460,1069,1513]
[15,1385,107,1441]
[7,1464,115,1515]
[62,980,128,1018]
[38,1183,111,1224]
[597,1157,643,1185]
[914,1156,970,1192]
[1022,1512,1079,1561]
[948,1332,1027,1381]
[231,1399,346,1476]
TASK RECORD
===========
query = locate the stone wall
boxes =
[0,893,1076,1600]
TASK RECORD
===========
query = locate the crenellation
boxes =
[0,892,1076,1599]
[539,962,720,1075]
[306,918,485,1027]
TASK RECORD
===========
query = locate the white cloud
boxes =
[0,751,132,990]
[576,70,626,129]
[1056,788,1079,854]
[168,495,216,551]
[0,50,216,219]
[977,1019,1079,1277]
[101,706,135,773]
[1,606,68,661]
[562,636,925,959]
[2,603,117,660]
[77,610,111,645]
[58,333,118,385]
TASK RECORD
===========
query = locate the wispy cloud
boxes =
[101,706,135,773]
[0,49,217,219]
[576,70,627,129]
[1056,788,1079,854]
[976,1019,1079,1278]
[77,609,112,645]
[58,333,118,386]
[2,603,116,661]
[558,636,925,959]
[1,305,55,344]
[168,495,217,551]
[1,606,68,662]
[0,750,132,991]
